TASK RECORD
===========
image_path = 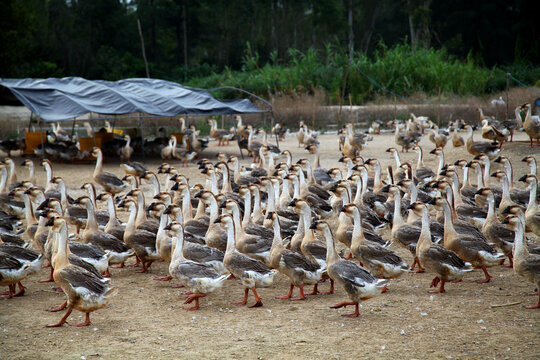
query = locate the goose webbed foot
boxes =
[39,267,55,282]
[48,300,68,312]
[71,312,91,327]
[290,285,306,301]
[233,288,249,306]
[248,287,263,307]
[184,293,206,310]
[429,277,446,293]
[476,266,491,283]
[153,275,173,281]
[46,306,73,327]
[276,284,294,299]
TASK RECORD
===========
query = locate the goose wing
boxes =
[281,250,320,272]
[184,243,224,263]
[228,252,272,275]
[60,265,108,294]
[96,172,124,187]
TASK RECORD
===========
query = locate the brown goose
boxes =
[431,196,504,283]
[215,214,277,308]
[464,125,500,159]
[91,148,129,194]
[45,217,115,327]
[408,202,472,293]
[311,220,387,317]
[268,212,323,300]
[501,215,540,309]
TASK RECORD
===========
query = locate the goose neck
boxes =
[323,226,339,266]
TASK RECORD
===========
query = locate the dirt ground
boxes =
[1,129,539,360]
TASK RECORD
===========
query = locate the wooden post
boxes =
[137,18,150,78]
[505,73,510,120]
[437,86,441,127]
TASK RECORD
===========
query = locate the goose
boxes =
[166,222,227,310]
[127,189,159,234]
[268,212,323,300]
[139,171,161,198]
[342,204,407,280]
[161,136,176,160]
[522,155,537,176]
[439,168,487,226]
[208,119,232,146]
[464,125,500,159]
[521,103,540,147]
[302,146,334,188]
[481,119,508,144]
[45,217,115,327]
[0,138,24,157]
[501,215,540,309]
[189,129,209,156]
[271,123,288,140]
[430,196,504,283]
[490,170,522,213]
[518,174,540,238]
[119,135,134,163]
[408,202,472,293]
[297,122,306,147]
[215,214,277,307]
[74,196,133,274]
[221,199,272,266]
[165,212,226,276]
[387,184,424,272]
[194,191,227,252]
[94,192,125,241]
[428,129,448,149]
[121,161,148,177]
[257,129,280,154]
[119,199,159,273]
[79,182,110,227]
[394,122,417,152]
[310,220,387,317]
[0,243,40,299]
[476,188,516,267]
[451,125,465,147]
[411,145,435,183]
[247,126,263,163]
[91,148,129,194]
[494,156,535,206]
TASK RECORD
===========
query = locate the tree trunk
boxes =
[348,0,354,63]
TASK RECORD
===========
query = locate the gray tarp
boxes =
[0,77,268,122]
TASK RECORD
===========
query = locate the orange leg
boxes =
[500,254,513,268]
[184,293,207,310]
[290,285,306,301]
[103,267,111,278]
[154,275,173,281]
[276,284,294,299]
[14,282,25,297]
[429,277,446,293]
[0,284,15,299]
[248,287,263,308]
[112,262,125,268]
[71,312,92,327]
[46,306,73,327]
[39,267,55,282]
[233,288,249,306]
[136,260,154,273]
[48,300,68,312]
[476,265,492,284]
[306,283,319,295]
[524,293,540,309]
[318,279,335,295]
[344,252,353,260]
[330,301,360,317]
[410,257,425,273]
[129,257,141,267]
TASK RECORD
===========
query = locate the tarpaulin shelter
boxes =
[0,77,271,159]
[0,77,270,122]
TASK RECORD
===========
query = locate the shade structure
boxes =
[0,77,269,122]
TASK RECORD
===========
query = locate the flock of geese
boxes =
[0,107,539,329]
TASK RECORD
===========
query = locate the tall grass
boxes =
[187,43,539,103]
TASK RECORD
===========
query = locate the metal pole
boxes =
[91,119,97,147]
[506,73,510,120]
[139,113,146,163]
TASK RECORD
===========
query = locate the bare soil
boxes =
[1,130,539,360]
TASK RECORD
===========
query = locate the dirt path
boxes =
[1,130,539,359]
